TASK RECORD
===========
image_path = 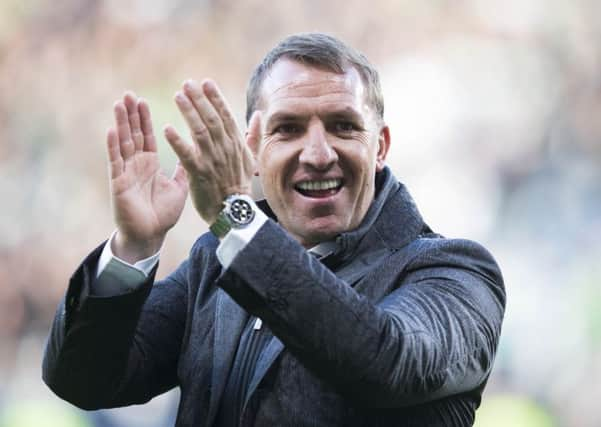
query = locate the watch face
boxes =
[228,198,255,226]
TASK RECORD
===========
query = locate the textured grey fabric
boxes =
[43,168,505,426]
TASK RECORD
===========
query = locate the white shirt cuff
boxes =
[216,205,268,269]
[96,230,161,279]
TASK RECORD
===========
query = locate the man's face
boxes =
[252,59,390,248]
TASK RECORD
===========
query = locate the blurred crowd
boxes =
[1,1,600,426]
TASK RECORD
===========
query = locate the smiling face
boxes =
[251,59,390,248]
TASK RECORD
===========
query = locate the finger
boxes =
[174,91,214,154]
[114,101,135,160]
[138,98,157,152]
[106,127,123,179]
[124,92,144,153]
[182,79,225,143]
[202,80,239,140]
[164,125,195,169]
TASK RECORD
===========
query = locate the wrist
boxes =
[112,231,165,264]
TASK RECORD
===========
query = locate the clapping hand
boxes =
[107,93,188,263]
[163,79,260,227]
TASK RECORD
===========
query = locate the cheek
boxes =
[259,145,298,186]
[342,145,375,178]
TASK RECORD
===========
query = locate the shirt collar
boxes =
[308,241,337,259]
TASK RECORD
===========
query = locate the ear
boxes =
[245,111,262,176]
[375,125,391,172]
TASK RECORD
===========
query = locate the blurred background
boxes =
[1,0,600,426]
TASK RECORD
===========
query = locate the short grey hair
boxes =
[245,32,384,124]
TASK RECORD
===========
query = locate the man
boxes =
[43,33,505,426]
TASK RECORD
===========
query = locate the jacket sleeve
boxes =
[42,241,190,410]
[216,220,506,408]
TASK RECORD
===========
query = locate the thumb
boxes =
[171,161,189,192]
[164,124,194,170]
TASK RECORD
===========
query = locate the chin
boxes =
[296,220,346,245]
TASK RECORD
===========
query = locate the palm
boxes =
[112,152,186,240]
[107,93,188,252]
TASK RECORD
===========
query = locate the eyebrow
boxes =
[265,111,304,126]
[265,107,365,128]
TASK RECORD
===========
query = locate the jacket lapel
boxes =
[245,335,284,406]
[207,289,248,425]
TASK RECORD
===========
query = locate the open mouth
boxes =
[295,178,343,198]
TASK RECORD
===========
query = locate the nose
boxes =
[298,121,338,170]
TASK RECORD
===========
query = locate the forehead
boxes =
[259,59,369,117]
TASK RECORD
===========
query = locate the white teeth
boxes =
[296,179,341,191]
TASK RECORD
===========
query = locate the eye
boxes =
[274,123,302,135]
[331,121,357,133]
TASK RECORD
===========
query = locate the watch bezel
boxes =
[224,195,255,227]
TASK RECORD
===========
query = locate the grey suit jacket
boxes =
[43,168,505,426]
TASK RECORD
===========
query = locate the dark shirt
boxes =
[216,317,273,426]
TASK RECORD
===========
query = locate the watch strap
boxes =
[209,212,232,238]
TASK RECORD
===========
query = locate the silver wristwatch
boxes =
[209,194,256,238]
